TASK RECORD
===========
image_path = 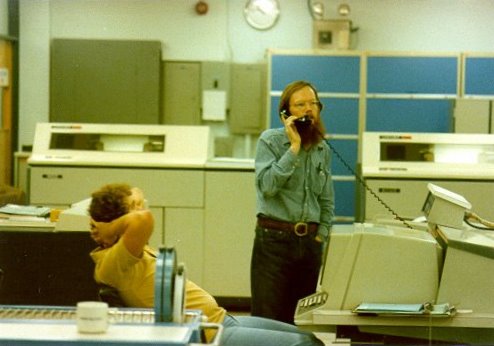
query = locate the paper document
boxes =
[202,90,227,121]
[353,303,425,315]
[353,302,456,317]
[0,204,51,217]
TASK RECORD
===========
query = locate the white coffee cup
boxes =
[76,301,109,333]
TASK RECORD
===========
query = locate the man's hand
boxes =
[90,210,154,257]
[284,116,301,153]
[90,218,119,248]
[130,187,145,211]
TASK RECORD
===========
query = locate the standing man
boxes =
[251,80,335,324]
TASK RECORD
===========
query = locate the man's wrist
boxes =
[290,143,300,154]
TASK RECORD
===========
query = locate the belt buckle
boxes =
[294,222,309,236]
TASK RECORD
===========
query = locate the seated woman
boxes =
[88,183,324,346]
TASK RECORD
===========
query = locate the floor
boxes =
[313,332,351,346]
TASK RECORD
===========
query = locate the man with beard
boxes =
[251,80,335,324]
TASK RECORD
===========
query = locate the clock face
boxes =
[244,0,280,30]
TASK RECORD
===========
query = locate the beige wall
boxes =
[0,0,7,36]
[17,0,494,150]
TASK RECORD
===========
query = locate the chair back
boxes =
[98,285,126,307]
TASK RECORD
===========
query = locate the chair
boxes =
[97,284,126,307]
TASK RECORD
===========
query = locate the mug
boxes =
[76,301,109,333]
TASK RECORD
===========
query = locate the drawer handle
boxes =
[378,188,400,193]
[42,174,63,179]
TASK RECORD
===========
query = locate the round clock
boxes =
[244,0,280,30]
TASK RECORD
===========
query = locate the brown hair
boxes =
[89,183,132,222]
[278,80,322,117]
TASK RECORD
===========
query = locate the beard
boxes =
[296,117,326,148]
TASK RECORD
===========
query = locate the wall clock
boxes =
[244,0,280,30]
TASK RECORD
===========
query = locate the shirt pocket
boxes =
[310,156,328,196]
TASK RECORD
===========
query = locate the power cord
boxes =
[464,211,494,231]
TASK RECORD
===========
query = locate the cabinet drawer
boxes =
[29,166,204,207]
[365,179,494,221]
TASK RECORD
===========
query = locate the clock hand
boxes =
[255,4,267,14]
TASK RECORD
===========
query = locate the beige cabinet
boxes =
[203,169,256,297]
[28,164,258,297]
[365,179,494,221]
[29,165,206,285]
[162,61,267,136]
[164,207,205,285]
[454,99,492,133]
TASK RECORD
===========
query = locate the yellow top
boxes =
[90,240,226,326]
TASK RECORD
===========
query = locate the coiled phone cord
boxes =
[323,134,414,230]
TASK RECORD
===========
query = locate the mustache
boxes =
[296,117,326,146]
[294,115,312,124]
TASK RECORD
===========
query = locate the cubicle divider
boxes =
[268,50,494,222]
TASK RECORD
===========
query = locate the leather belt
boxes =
[257,215,318,237]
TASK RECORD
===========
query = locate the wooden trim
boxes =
[0,39,13,185]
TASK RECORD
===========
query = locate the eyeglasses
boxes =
[290,101,321,111]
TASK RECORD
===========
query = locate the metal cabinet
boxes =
[229,63,266,134]
[366,53,459,133]
[50,39,161,124]
[464,54,494,96]
[162,61,201,125]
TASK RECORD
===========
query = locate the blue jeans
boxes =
[221,314,324,346]
[250,226,323,324]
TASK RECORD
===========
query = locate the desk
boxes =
[0,224,99,305]
[308,310,494,344]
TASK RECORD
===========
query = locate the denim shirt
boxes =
[255,128,335,240]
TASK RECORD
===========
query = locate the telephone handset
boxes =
[280,109,312,124]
